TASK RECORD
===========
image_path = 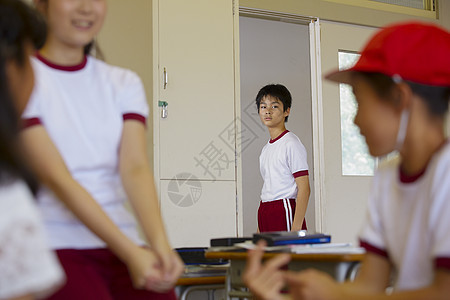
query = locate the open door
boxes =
[318,21,378,243]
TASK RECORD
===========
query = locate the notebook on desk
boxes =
[253,231,331,246]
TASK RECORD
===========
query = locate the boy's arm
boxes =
[119,120,184,287]
[285,252,390,299]
[286,252,450,300]
[286,270,450,300]
[291,175,310,231]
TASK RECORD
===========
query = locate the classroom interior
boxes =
[96,0,450,249]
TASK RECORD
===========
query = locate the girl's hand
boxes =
[149,245,185,290]
[243,241,291,300]
[125,246,169,292]
[284,269,342,300]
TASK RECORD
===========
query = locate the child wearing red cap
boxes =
[243,21,450,299]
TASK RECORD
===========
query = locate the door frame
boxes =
[238,7,325,233]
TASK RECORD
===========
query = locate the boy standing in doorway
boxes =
[256,84,310,232]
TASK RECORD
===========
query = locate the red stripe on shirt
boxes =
[123,113,146,125]
[359,239,389,258]
[293,170,309,178]
[435,257,450,270]
[269,130,289,144]
[21,117,42,129]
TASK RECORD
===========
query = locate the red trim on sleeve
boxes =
[359,239,389,258]
[293,170,309,178]
[123,113,146,125]
[269,130,289,144]
[435,257,450,270]
[21,117,42,129]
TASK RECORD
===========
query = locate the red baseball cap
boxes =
[326,21,450,87]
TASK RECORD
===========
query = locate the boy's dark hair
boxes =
[0,0,47,195]
[356,72,450,118]
[255,84,292,122]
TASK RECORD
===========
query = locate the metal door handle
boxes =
[163,67,168,89]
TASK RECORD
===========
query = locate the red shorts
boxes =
[46,248,176,300]
[258,199,307,232]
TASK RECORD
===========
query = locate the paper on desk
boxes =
[290,244,365,254]
[235,241,365,254]
[235,241,290,252]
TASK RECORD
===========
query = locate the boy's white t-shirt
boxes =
[22,55,148,249]
[359,142,450,291]
[259,130,309,202]
[0,180,64,299]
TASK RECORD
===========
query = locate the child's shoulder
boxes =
[283,131,305,146]
[89,56,142,86]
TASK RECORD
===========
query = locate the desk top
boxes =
[205,251,364,262]
[177,276,226,286]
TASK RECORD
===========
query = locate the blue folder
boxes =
[253,231,331,246]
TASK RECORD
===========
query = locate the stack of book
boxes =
[253,231,331,246]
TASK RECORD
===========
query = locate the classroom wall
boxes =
[98,0,450,173]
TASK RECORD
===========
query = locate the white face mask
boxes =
[395,109,410,151]
[392,74,410,151]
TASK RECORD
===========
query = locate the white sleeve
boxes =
[118,70,149,118]
[0,181,65,299]
[287,139,309,175]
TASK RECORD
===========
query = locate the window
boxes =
[369,0,435,10]
[324,0,436,18]
[339,51,375,176]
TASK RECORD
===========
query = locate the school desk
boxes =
[205,251,364,299]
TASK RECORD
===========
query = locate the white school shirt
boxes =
[22,54,148,249]
[260,130,309,202]
[0,179,64,299]
[359,142,450,291]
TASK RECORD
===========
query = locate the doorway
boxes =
[239,14,315,236]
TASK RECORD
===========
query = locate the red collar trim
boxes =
[269,130,289,144]
[36,52,87,72]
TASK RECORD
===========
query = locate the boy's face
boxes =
[258,95,290,129]
[352,77,401,157]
